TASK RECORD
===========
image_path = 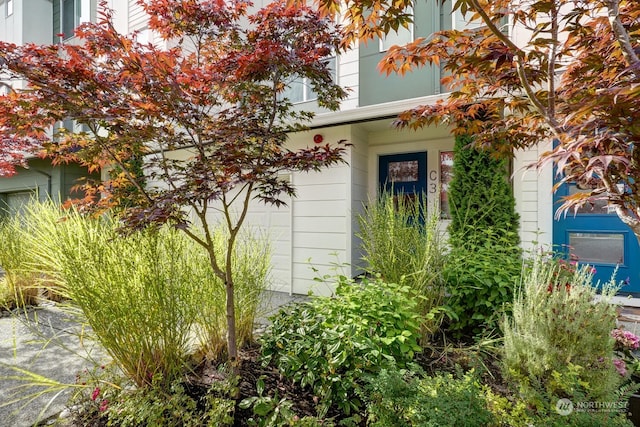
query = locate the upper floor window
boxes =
[379,9,413,52]
[280,56,337,104]
[64,0,81,39]
[452,7,484,31]
[54,0,90,41]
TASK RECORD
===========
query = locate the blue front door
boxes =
[379,152,428,197]
[553,182,640,295]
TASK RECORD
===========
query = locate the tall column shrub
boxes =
[444,135,522,337]
[447,135,520,247]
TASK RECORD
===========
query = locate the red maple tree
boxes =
[0,0,348,362]
[318,0,640,241]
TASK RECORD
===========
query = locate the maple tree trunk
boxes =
[225,278,238,366]
[611,204,640,248]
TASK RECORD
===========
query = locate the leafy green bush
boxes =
[357,189,447,336]
[239,377,331,427]
[502,255,623,413]
[443,134,522,338]
[105,377,236,427]
[362,366,494,427]
[260,277,422,418]
[444,227,522,337]
[484,387,633,427]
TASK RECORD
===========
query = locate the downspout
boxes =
[289,172,294,296]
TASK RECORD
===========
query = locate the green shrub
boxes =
[443,135,522,338]
[484,389,533,427]
[444,227,522,337]
[447,134,519,248]
[260,277,422,418]
[502,255,623,412]
[105,377,236,427]
[484,387,633,427]
[357,189,447,336]
[362,366,494,427]
[238,377,332,427]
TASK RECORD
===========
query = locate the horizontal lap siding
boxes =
[238,197,292,293]
[338,48,359,110]
[128,1,147,31]
[349,128,369,275]
[288,128,351,295]
[513,144,553,250]
[291,165,350,295]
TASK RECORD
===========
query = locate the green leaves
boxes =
[259,277,423,418]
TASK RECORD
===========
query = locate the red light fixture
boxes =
[313,134,324,144]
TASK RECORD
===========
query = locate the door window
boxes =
[379,152,427,196]
[568,232,625,265]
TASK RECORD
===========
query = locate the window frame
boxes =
[6,0,13,17]
[61,0,80,40]
[280,55,338,104]
[378,9,414,52]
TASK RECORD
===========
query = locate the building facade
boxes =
[1,0,638,297]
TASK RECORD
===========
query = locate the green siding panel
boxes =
[359,0,444,106]
[0,159,96,208]
[53,0,60,41]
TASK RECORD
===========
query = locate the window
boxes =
[281,56,336,104]
[54,0,89,40]
[53,119,75,142]
[452,6,484,31]
[379,25,413,52]
[6,0,13,17]
[440,151,454,218]
[379,9,413,52]
[62,0,80,39]
[569,232,625,265]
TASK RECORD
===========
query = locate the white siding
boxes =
[513,143,554,251]
[338,47,359,110]
[243,196,292,293]
[286,127,352,295]
[127,0,146,31]
[349,126,369,273]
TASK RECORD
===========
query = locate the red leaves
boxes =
[333,0,640,227]
[0,0,348,230]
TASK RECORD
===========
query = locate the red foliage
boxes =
[0,0,348,362]
[316,0,640,239]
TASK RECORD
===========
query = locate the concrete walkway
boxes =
[0,291,302,427]
[0,305,104,427]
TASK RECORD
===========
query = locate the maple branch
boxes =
[605,0,640,78]
[547,3,558,119]
[91,129,154,205]
[466,0,522,57]
[227,182,252,206]
[467,0,563,135]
